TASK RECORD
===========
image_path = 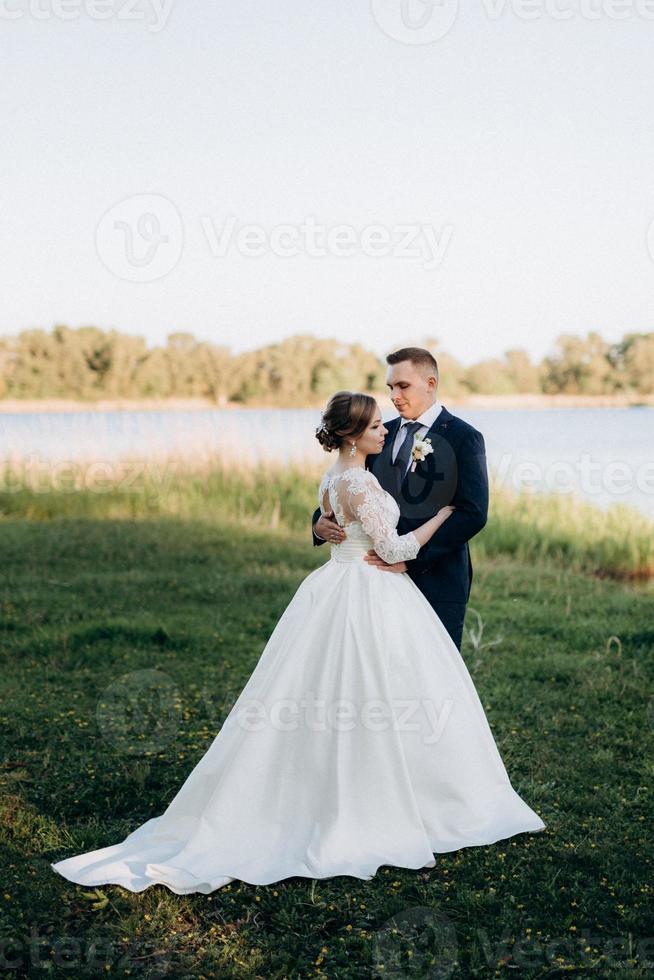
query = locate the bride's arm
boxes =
[348,473,455,565]
[411,505,456,548]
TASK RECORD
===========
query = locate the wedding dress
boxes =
[51,466,545,895]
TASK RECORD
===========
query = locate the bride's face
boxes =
[357,406,388,455]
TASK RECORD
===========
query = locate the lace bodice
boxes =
[317,467,420,565]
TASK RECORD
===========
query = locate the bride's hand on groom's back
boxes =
[314,511,346,543]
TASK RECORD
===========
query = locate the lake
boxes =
[0,405,652,520]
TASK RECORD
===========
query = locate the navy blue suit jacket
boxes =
[311,406,489,606]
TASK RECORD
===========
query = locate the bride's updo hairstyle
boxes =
[315,391,377,453]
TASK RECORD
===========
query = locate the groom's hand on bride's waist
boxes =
[314,512,346,543]
[363,551,408,573]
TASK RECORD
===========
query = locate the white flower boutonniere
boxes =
[410,435,433,472]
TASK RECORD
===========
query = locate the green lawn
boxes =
[1,503,653,977]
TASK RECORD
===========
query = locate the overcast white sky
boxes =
[2,0,654,366]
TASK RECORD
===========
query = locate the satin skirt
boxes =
[52,536,545,895]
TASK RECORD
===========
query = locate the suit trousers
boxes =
[432,601,467,652]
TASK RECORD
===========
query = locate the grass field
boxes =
[1,465,653,978]
[2,458,653,581]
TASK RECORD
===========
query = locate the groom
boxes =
[311,347,489,651]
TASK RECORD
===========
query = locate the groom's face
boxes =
[386,361,437,420]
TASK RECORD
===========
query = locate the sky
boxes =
[2,0,654,367]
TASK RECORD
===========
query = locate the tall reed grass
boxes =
[1,456,652,581]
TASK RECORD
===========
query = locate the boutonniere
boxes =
[410,435,433,472]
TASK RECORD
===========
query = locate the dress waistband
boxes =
[328,524,373,563]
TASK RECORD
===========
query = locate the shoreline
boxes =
[0,393,652,413]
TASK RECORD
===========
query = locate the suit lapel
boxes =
[367,407,455,491]
[400,405,454,489]
[369,407,454,495]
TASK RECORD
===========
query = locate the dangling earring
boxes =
[349,441,356,458]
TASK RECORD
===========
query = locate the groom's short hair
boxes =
[386,347,439,382]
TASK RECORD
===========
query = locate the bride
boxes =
[51,391,545,896]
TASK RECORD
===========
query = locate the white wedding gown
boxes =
[52,466,545,895]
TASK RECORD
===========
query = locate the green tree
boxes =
[96,330,149,398]
[542,332,615,395]
[611,332,654,395]
[132,346,172,397]
[464,359,515,396]
[503,348,542,393]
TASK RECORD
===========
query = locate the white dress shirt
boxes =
[391,400,443,477]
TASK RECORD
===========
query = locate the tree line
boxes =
[0,325,652,405]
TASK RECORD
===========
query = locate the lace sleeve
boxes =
[346,470,420,564]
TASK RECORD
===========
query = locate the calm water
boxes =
[1,406,652,519]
